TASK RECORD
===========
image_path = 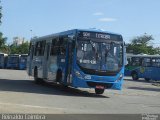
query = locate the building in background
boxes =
[13,37,25,46]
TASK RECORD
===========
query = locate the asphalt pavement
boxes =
[0,69,160,114]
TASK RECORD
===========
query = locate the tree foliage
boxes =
[0,32,8,53]
[0,32,6,46]
[0,0,8,53]
[126,34,159,55]
[9,41,30,54]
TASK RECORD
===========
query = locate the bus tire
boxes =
[145,78,150,82]
[131,72,139,80]
[56,69,62,83]
[34,67,42,84]
[95,88,104,94]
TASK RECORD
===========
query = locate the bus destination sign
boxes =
[79,31,111,39]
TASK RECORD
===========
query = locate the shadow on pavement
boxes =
[0,79,109,98]
[128,86,160,92]
[124,78,156,84]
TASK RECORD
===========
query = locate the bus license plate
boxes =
[96,85,104,89]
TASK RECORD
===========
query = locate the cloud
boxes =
[98,18,117,22]
[93,12,104,16]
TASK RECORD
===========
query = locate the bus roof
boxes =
[0,53,8,56]
[30,29,123,42]
[21,54,28,57]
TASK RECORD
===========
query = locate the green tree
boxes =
[0,32,8,53]
[17,41,29,54]
[10,41,29,54]
[0,0,9,53]
[126,34,159,55]
[0,32,7,46]
[9,45,18,54]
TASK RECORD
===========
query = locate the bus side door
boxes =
[65,40,74,84]
[58,36,74,85]
[43,42,50,79]
[27,44,34,76]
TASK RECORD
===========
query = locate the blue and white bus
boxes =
[27,29,125,94]
[0,53,8,69]
[19,54,28,70]
[6,54,20,69]
[125,54,160,81]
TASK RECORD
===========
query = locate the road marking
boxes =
[0,102,64,110]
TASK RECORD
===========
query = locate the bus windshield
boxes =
[76,38,123,72]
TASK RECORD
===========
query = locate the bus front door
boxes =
[65,41,74,85]
[27,45,34,76]
[66,41,73,84]
[43,43,50,79]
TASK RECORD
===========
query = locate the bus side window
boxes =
[34,42,40,56]
[50,38,59,56]
[127,58,131,65]
[152,58,156,67]
[41,40,46,55]
[59,37,67,56]
[131,57,140,66]
[34,40,46,56]
[142,58,151,67]
[152,58,160,67]
[34,42,37,56]
[157,59,160,67]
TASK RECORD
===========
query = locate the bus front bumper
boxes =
[72,75,123,90]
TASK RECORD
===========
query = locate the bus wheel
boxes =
[145,78,151,82]
[131,72,139,80]
[95,88,104,94]
[34,68,42,84]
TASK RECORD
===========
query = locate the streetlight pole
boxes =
[30,29,33,40]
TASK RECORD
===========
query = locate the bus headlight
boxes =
[75,70,83,79]
[116,74,123,82]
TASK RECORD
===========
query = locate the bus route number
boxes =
[96,33,110,39]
